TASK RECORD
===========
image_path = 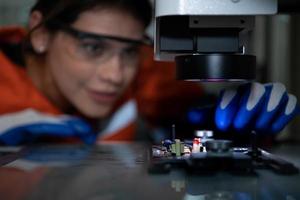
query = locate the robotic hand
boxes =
[188,82,300,134]
[0,109,96,146]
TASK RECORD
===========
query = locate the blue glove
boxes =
[0,109,96,145]
[188,82,300,134]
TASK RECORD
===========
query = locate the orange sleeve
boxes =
[0,27,60,115]
[0,51,61,115]
[133,46,204,125]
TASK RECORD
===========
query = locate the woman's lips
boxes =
[87,89,118,103]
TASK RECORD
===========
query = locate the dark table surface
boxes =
[0,142,300,200]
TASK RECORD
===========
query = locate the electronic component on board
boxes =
[148,129,299,175]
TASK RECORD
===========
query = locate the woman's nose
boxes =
[96,54,124,85]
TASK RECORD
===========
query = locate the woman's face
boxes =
[43,8,145,118]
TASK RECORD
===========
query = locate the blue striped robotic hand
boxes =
[215,82,300,134]
[0,109,96,146]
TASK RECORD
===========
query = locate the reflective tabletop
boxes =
[0,142,300,200]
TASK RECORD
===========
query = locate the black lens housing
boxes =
[175,54,256,82]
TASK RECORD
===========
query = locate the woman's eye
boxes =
[80,43,105,56]
[123,47,139,58]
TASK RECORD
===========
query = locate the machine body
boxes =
[154,0,278,81]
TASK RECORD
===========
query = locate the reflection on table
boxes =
[0,142,299,200]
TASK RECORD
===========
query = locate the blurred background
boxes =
[0,0,299,141]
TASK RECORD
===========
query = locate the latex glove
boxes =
[188,82,300,134]
[0,109,96,145]
[216,82,300,133]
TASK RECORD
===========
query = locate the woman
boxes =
[0,0,204,144]
[0,0,298,145]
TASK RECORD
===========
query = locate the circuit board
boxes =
[148,138,299,175]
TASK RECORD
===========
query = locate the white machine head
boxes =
[154,0,278,81]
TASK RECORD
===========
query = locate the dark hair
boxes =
[23,0,152,55]
[31,0,152,29]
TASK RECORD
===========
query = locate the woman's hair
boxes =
[30,0,152,29]
[24,0,152,54]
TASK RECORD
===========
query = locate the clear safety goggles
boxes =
[51,22,152,66]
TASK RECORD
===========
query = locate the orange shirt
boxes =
[0,27,61,115]
[0,26,203,141]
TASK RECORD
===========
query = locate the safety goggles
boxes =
[50,22,152,65]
